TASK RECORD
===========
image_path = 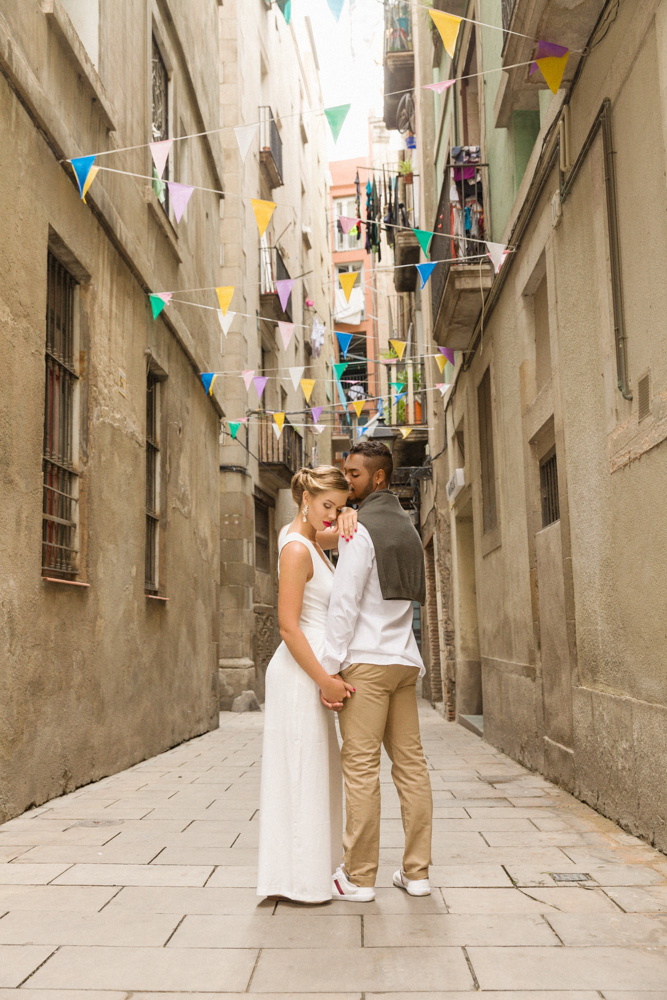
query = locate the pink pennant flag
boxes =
[242,370,255,390]
[339,215,359,235]
[275,278,295,313]
[253,376,268,402]
[278,321,294,349]
[424,80,455,94]
[311,406,323,423]
[150,139,172,178]
[435,383,451,397]
[167,182,194,223]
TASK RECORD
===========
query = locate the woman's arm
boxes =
[278,543,354,705]
[316,508,358,551]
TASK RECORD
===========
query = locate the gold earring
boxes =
[302,504,309,522]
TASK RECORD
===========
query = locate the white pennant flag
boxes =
[486,241,508,273]
[234,123,259,163]
[272,423,283,441]
[218,309,236,336]
[313,424,325,434]
[288,366,305,391]
[278,321,295,350]
[150,139,172,179]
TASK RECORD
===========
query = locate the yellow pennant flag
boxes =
[251,198,276,237]
[273,412,285,435]
[536,53,570,95]
[390,339,407,361]
[351,399,365,418]
[435,353,447,374]
[429,9,462,59]
[216,286,234,315]
[82,165,99,203]
[400,427,413,439]
[339,271,359,303]
[300,378,316,403]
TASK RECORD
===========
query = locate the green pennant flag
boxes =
[149,293,171,319]
[333,362,348,382]
[414,228,433,258]
[276,0,291,24]
[325,104,351,143]
[229,421,243,440]
[389,381,406,392]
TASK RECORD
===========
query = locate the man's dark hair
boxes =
[349,439,393,485]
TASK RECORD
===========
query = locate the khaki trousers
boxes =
[337,662,433,887]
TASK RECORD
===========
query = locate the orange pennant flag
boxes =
[300,378,316,403]
[339,271,359,303]
[273,412,285,435]
[435,353,447,374]
[390,339,407,361]
[429,9,462,58]
[536,52,570,95]
[216,286,234,315]
[251,198,276,237]
[351,399,365,418]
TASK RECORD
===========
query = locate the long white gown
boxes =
[257,529,343,902]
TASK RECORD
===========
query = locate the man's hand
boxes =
[320,673,355,711]
[320,690,344,712]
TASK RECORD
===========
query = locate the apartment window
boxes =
[539,447,560,528]
[151,34,170,212]
[145,373,161,592]
[477,368,497,533]
[334,197,360,251]
[255,498,271,573]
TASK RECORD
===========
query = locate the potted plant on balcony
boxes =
[398,158,414,185]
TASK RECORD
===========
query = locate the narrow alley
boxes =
[1,706,666,996]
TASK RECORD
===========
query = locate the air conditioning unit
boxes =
[446,468,465,503]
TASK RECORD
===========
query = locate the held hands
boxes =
[320,674,355,712]
[336,507,358,542]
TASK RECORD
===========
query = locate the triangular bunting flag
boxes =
[530,40,569,70]
[313,424,325,434]
[414,229,433,258]
[242,370,255,390]
[200,373,216,396]
[339,215,359,235]
[253,375,268,402]
[389,381,406,393]
[276,278,294,313]
[251,198,276,237]
[435,353,447,374]
[394,391,407,405]
[70,155,96,199]
[216,286,234,315]
[351,400,365,418]
[218,310,235,336]
[327,0,345,20]
[339,271,358,302]
[399,428,413,439]
[336,332,354,358]
[289,366,305,390]
[276,0,291,23]
[439,346,455,365]
[149,292,172,319]
[278,321,294,349]
[429,9,462,58]
[333,362,348,382]
[435,383,451,397]
[486,241,508,273]
[81,165,99,203]
[424,79,456,94]
[234,123,258,163]
[390,339,407,361]
[300,378,316,403]
[324,104,352,144]
[273,412,285,435]
[229,420,245,440]
[416,261,438,289]
[272,423,282,441]
[167,182,194,223]
[534,52,569,94]
[311,406,323,423]
[149,139,172,179]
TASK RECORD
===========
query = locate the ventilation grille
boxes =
[638,372,651,422]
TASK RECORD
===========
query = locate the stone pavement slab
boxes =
[0,945,57,988]
[0,909,182,946]
[468,945,667,990]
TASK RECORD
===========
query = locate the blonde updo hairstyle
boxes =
[291,465,349,509]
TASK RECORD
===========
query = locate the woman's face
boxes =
[303,489,349,532]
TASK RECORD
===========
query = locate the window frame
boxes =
[477,367,498,535]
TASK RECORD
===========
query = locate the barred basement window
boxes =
[151,35,170,212]
[255,499,271,574]
[539,447,560,528]
[477,368,497,533]
[145,372,161,592]
[42,253,79,579]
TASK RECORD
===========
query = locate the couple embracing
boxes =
[257,440,433,904]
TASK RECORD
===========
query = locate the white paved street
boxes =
[1,705,667,997]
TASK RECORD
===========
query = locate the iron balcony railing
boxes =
[259,244,292,319]
[259,106,284,186]
[258,416,303,476]
[430,156,490,325]
[337,357,427,431]
[384,0,413,56]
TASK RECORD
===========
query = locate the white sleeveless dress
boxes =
[257,529,343,902]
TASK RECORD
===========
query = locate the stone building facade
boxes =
[0,0,226,820]
[399,0,667,850]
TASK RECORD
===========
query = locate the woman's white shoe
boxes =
[393,869,431,896]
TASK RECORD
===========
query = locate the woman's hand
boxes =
[336,507,358,542]
[320,674,355,708]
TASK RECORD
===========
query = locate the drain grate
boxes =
[550,872,591,882]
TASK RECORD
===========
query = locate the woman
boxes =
[257,466,357,904]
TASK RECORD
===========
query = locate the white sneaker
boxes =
[393,869,431,896]
[332,866,375,902]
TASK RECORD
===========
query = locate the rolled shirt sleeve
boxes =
[321,528,373,675]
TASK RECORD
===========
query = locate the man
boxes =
[321,440,433,901]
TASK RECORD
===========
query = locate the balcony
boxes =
[430,155,494,351]
[259,106,284,189]
[383,0,413,130]
[495,0,607,126]
[259,244,292,321]
[258,416,303,484]
[392,175,420,292]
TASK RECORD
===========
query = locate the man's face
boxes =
[344,453,376,504]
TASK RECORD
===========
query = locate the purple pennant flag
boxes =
[253,376,268,402]
[167,182,194,222]
[439,347,455,365]
[275,278,295,313]
[311,406,323,423]
[530,39,569,73]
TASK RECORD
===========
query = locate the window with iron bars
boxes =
[539,447,560,527]
[145,372,161,592]
[151,35,170,213]
[42,253,80,579]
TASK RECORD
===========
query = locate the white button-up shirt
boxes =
[321,524,425,677]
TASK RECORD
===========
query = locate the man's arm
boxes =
[321,526,372,675]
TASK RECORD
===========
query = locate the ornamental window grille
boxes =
[539,447,560,528]
[145,372,161,591]
[151,35,170,211]
[42,253,80,578]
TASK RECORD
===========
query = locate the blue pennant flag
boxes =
[201,373,216,396]
[394,391,407,405]
[70,155,96,199]
[416,261,438,289]
[327,0,345,19]
[336,331,353,359]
